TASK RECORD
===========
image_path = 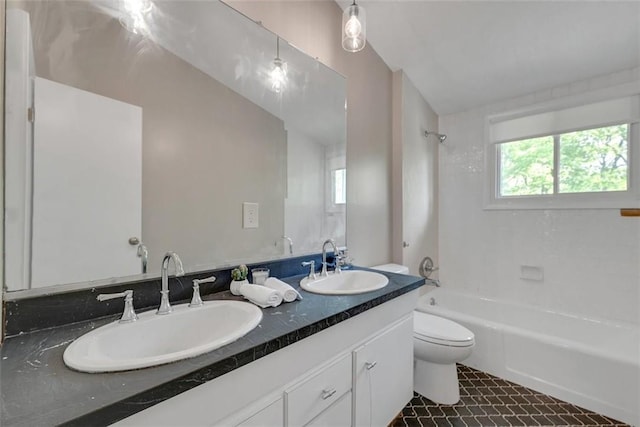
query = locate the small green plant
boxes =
[231,264,248,281]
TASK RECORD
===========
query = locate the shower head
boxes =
[424,130,447,143]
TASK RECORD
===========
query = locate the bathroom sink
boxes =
[63,300,262,373]
[300,270,389,295]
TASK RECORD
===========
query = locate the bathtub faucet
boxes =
[425,278,440,287]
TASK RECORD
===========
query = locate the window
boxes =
[498,124,629,197]
[333,168,346,205]
[487,95,639,209]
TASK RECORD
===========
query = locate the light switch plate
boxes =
[243,202,259,228]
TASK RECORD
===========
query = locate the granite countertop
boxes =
[0,268,423,427]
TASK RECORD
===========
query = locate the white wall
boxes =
[392,71,439,276]
[229,0,393,266]
[439,68,640,325]
[285,129,326,254]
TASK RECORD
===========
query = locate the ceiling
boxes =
[350,0,640,115]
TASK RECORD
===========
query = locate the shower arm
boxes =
[424,130,447,143]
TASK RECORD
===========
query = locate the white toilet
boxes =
[372,264,475,405]
[413,311,475,404]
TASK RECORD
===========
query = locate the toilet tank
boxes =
[371,263,410,275]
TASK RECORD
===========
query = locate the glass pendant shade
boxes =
[342,2,366,52]
[270,37,288,93]
[270,57,287,93]
[119,0,153,35]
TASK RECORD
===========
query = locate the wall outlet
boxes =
[243,202,259,229]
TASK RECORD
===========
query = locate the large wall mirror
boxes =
[4,0,346,296]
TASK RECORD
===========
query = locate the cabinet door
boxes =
[305,391,351,427]
[235,397,283,427]
[353,316,413,427]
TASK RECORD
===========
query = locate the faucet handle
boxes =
[190,276,216,307]
[97,290,138,323]
[301,261,317,281]
[193,275,216,285]
[419,256,438,278]
[337,253,353,268]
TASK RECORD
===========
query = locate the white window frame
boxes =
[485,91,640,210]
[332,168,347,205]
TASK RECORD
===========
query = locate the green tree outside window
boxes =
[499,124,628,197]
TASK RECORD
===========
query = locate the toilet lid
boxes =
[414,312,475,347]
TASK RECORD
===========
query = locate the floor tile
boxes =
[391,365,628,427]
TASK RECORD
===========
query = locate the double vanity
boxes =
[1,264,423,426]
[0,0,421,425]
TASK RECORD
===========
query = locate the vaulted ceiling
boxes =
[350,0,640,115]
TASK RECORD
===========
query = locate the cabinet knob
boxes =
[321,388,337,400]
[365,361,377,370]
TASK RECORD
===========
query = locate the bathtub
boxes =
[416,288,640,426]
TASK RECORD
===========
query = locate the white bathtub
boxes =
[416,288,640,426]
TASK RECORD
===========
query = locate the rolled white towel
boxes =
[264,277,302,303]
[240,284,283,308]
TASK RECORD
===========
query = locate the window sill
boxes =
[484,194,640,210]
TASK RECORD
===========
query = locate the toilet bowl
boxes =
[371,263,475,405]
[413,311,474,404]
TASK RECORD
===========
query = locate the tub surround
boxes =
[0,267,423,426]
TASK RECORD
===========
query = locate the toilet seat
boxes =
[414,312,475,347]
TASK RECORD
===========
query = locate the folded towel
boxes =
[264,277,302,303]
[240,284,283,308]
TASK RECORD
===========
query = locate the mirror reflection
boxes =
[4,0,346,293]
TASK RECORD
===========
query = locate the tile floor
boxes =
[391,365,629,427]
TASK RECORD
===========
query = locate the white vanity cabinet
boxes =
[112,290,417,427]
[285,353,352,426]
[306,391,352,426]
[235,397,283,427]
[353,316,414,426]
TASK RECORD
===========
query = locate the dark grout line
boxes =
[390,365,629,427]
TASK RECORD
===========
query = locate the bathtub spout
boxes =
[425,278,440,287]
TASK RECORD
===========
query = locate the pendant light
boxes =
[342,0,366,52]
[119,0,153,35]
[270,37,288,93]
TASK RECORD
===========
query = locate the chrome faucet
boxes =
[321,239,341,277]
[425,278,441,287]
[97,290,138,323]
[137,243,148,274]
[301,260,317,281]
[190,275,216,308]
[283,236,294,255]
[157,251,184,315]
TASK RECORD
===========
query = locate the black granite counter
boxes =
[0,268,423,427]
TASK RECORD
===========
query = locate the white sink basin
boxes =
[63,300,262,373]
[300,270,389,295]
